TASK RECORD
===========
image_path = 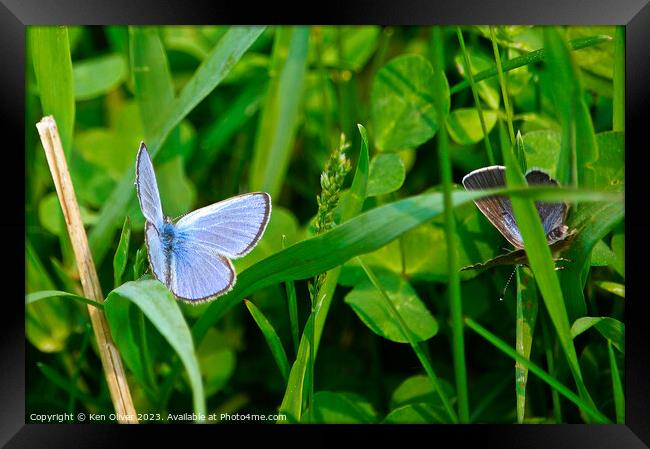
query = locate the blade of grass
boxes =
[449,35,612,95]
[608,340,625,423]
[432,26,467,423]
[278,332,310,423]
[613,26,625,132]
[250,26,309,198]
[465,318,611,423]
[88,26,266,265]
[515,266,539,423]
[540,307,562,423]
[503,132,599,421]
[489,27,515,148]
[283,235,300,356]
[113,216,131,288]
[244,300,290,382]
[456,27,496,165]
[26,290,103,309]
[37,362,101,406]
[358,257,458,423]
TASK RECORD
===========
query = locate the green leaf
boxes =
[390,374,455,410]
[196,328,235,397]
[371,54,449,151]
[38,192,97,235]
[244,300,290,382]
[344,269,438,343]
[250,26,310,198]
[88,26,266,266]
[104,281,206,419]
[367,153,405,197]
[453,50,500,109]
[278,334,309,423]
[30,26,75,155]
[384,403,451,423]
[590,239,616,267]
[133,245,148,280]
[522,129,561,178]
[559,201,624,321]
[73,53,128,100]
[594,281,625,299]
[314,26,381,71]
[130,26,184,165]
[25,290,102,309]
[305,391,378,423]
[608,341,625,423]
[571,317,624,353]
[113,216,131,287]
[446,108,497,145]
[515,266,538,423]
[593,131,624,192]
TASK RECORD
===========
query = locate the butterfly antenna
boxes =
[499,266,518,301]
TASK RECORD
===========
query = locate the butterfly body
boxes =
[460,165,574,271]
[136,142,271,303]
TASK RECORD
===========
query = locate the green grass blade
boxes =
[29,26,75,156]
[130,26,182,162]
[25,290,103,309]
[88,26,266,265]
[105,281,206,421]
[432,26,467,423]
[515,267,539,423]
[250,26,310,198]
[278,330,310,423]
[540,308,562,423]
[68,323,93,413]
[608,340,625,423]
[503,132,599,421]
[284,249,300,355]
[490,26,515,147]
[613,26,625,132]
[113,216,131,288]
[465,318,611,423]
[456,27,496,165]
[571,317,624,354]
[244,300,291,382]
[449,34,612,95]
[358,258,458,423]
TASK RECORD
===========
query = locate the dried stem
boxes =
[36,116,138,424]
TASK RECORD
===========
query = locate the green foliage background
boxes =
[25,25,624,424]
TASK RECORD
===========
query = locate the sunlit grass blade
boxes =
[130,26,182,162]
[29,26,75,156]
[113,216,131,288]
[608,340,625,423]
[358,257,458,423]
[515,267,538,423]
[465,318,611,423]
[244,299,290,382]
[250,26,310,198]
[88,26,266,265]
[432,26,467,423]
[571,317,624,353]
[503,132,599,421]
[449,34,612,95]
[25,290,103,309]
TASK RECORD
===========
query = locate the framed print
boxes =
[3,0,649,446]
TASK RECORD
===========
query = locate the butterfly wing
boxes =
[168,239,236,302]
[144,221,169,284]
[462,166,524,249]
[525,169,569,244]
[135,142,164,229]
[174,192,272,259]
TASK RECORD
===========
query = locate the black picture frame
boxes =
[5,0,649,446]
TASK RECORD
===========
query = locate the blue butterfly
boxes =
[135,142,271,303]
